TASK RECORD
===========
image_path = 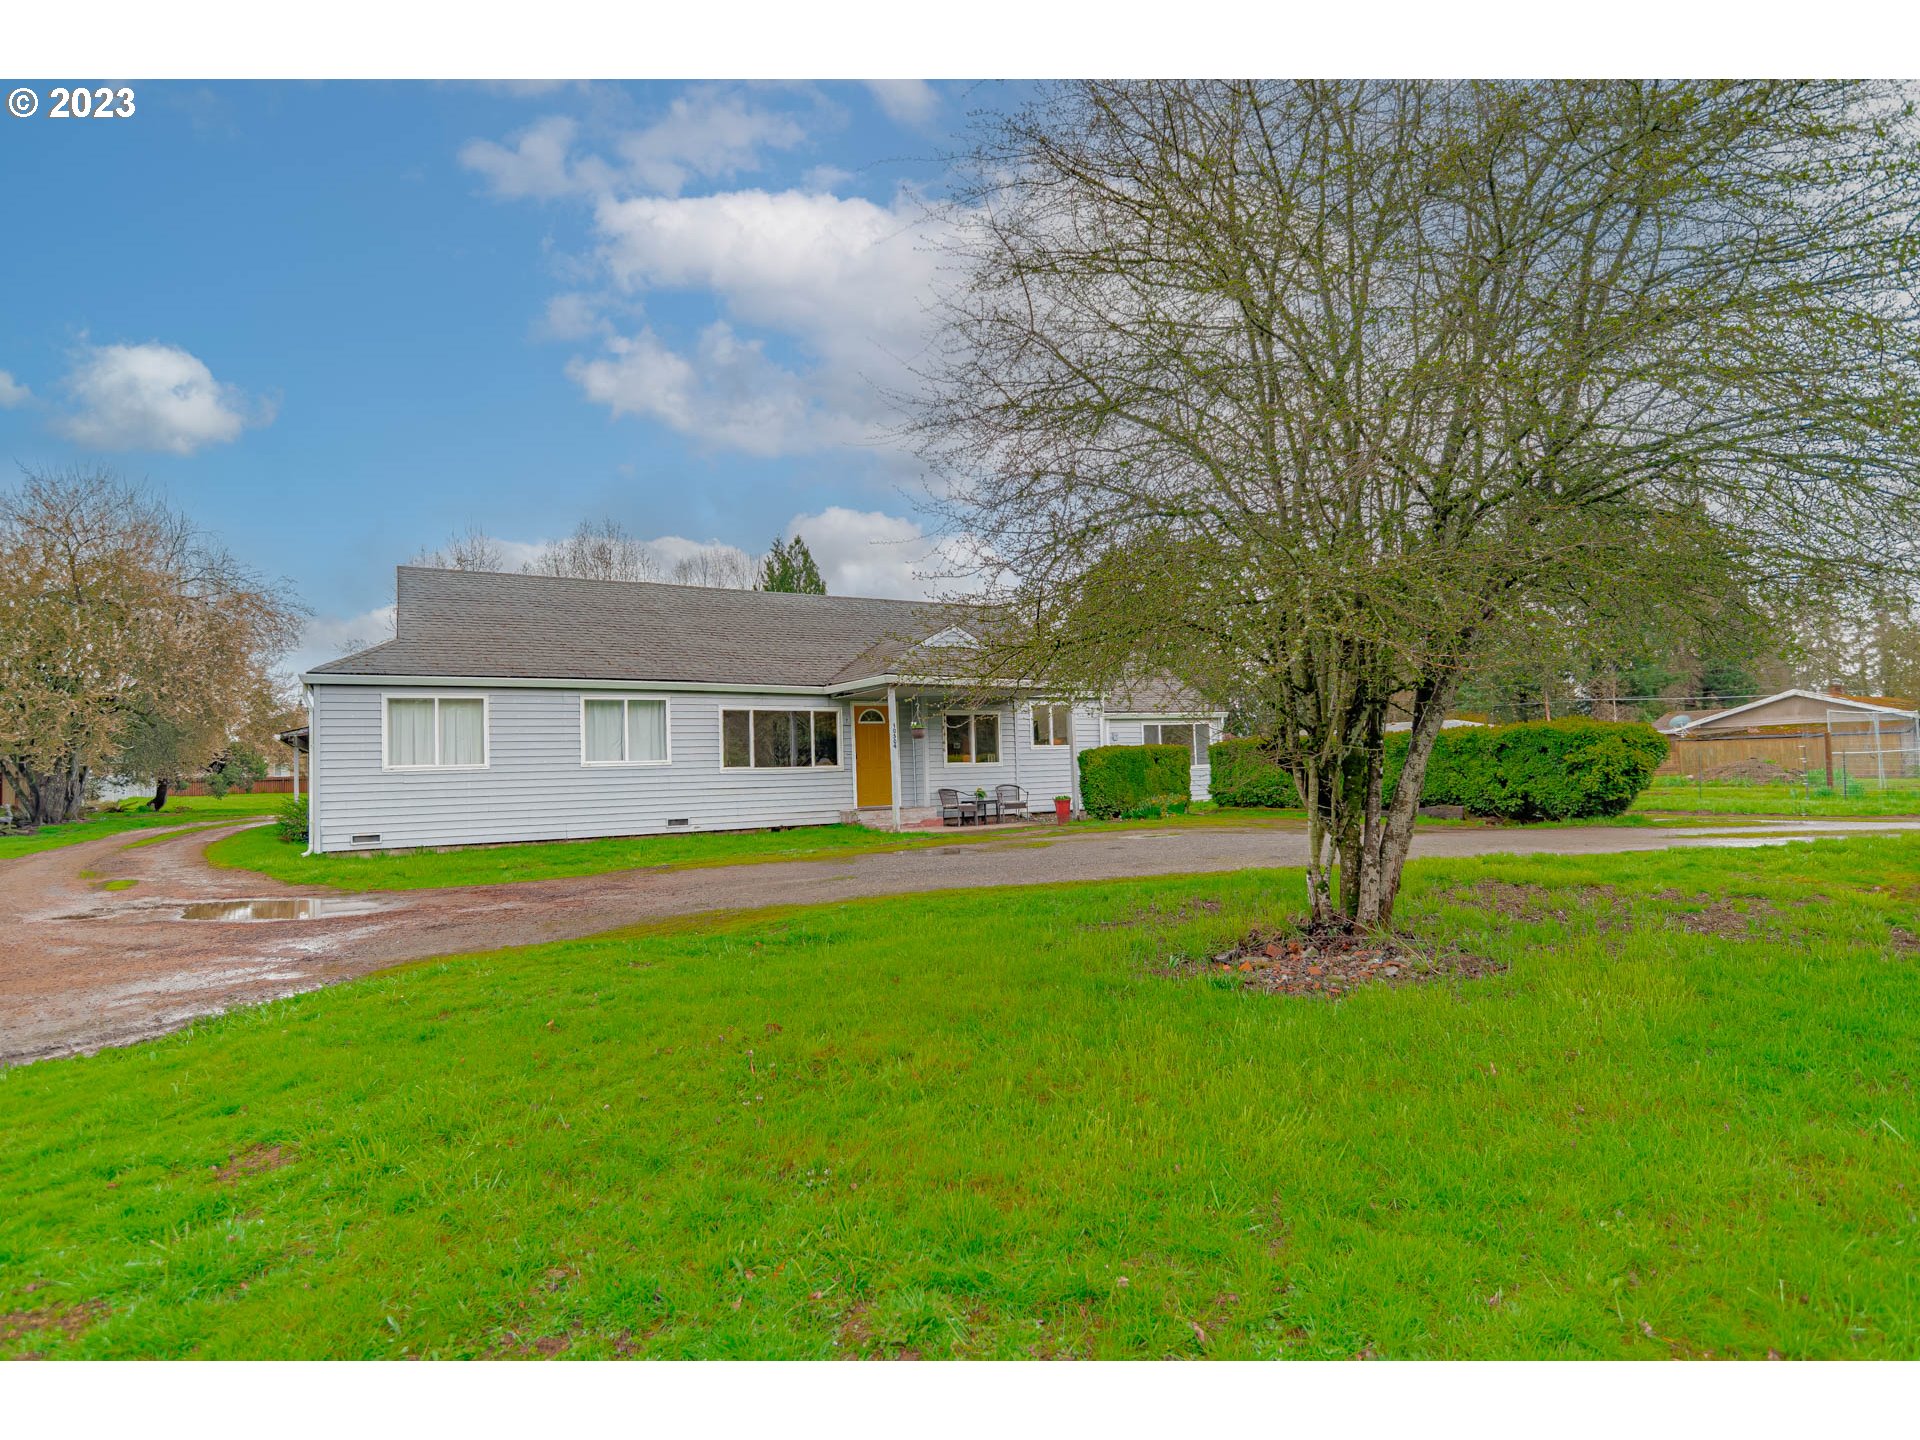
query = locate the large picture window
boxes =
[945,712,1001,764]
[1032,702,1073,747]
[1143,721,1210,761]
[582,696,669,765]
[720,708,840,769]
[385,694,487,769]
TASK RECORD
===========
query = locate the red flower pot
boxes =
[1054,797,1072,823]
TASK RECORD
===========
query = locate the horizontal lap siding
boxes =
[312,685,855,851]
[906,701,1098,808]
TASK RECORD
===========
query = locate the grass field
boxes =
[0,794,286,861]
[202,808,1311,892]
[4,836,1917,1359]
[1632,775,1920,818]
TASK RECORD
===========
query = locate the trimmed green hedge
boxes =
[1417,718,1668,821]
[1077,744,1193,818]
[1205,718,1666,822]
[1208,737,1303,808]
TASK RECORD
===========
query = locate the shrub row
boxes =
[1076,744,1194,818]
[1418,718,1668,821]
[1207,737,1303,808]
[1204,718,1667,822]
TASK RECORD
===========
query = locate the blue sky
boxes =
[0,80,1011,673]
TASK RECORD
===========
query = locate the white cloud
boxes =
[536,291,611,342]
[567,321,866,456]
[458,115,610,200]
[56,342,266,455]
[864,80,941,128]
[465,87,952,458]
[614,89,807,196]
[461,89,809,202]
[0,371,30,408]
[786,506,980,600]
[568,188,942,452]
[282,603,396,679]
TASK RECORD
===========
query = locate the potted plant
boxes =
[1054,794,1073,823]
[909,702,928,740]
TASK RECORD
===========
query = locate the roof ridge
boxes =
[398,563,955,610]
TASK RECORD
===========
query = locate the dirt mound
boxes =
[1165,926,1504,998]
[1701,758,1806,784]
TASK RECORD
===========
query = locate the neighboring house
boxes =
[299,567,1225,853]
[1661,686,1920,781]
[1670,687,1918,736]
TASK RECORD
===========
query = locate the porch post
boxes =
[1068,698,1083,816]
[292,740,300,801]
[886,685,903,832]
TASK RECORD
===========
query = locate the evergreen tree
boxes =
[758,535,827,594]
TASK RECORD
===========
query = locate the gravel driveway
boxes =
[5,814,1916,1065]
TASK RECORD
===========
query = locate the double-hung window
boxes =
[1031,702,1072,747]
[385,694,487,770]
[720,708,840,768]
[1143,721,1210,761]
[944,712,1001,764]
[582,696,669,766]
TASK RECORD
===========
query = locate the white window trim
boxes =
[1143,720,1211,761]
[717,705,845,770]
[943,710,1003,765]
[381,691,491,772]
[1030,701,1072,747]
[578,694,673,768]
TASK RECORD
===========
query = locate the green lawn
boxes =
[0,793,286,861]
[1632,774,1920,818]
[206,819,1029,890]
[4,837,1917,1359]
[203,808,1313,892]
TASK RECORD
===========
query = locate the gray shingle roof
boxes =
[306,567,960,688]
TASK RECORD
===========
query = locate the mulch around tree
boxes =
[1165,925,1505,998]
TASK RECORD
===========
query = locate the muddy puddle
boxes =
[178,897,385,921]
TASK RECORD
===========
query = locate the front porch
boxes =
[835,685,1089,831]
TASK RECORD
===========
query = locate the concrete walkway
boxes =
[5,814,1917,1065]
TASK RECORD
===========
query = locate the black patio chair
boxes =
[994,784,1032,822]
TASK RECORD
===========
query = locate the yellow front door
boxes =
[854,706,892,806]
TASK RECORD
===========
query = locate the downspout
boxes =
[886,685,903,833]
[302,683,319,856]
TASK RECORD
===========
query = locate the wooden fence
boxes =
[1658,728,1919,780]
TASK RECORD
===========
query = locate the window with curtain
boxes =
[1142,722,1209,760]
[945,712,1000,763]
[719,709,842,768]
[1032,702,1072,746]
[386,695,487,769]
[582,696,668,765]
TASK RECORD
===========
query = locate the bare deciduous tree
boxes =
[917,80,1920,927]
[523,517,662,583]
[668,546,756,590]
[0,466,305,824]
[412,522,507,573]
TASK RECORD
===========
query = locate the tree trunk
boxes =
[1354,677,1460,927]
[2,756,88,826]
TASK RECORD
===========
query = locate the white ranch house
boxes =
[299,567,1223,853]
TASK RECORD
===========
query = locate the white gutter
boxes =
[300,672,850,696]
